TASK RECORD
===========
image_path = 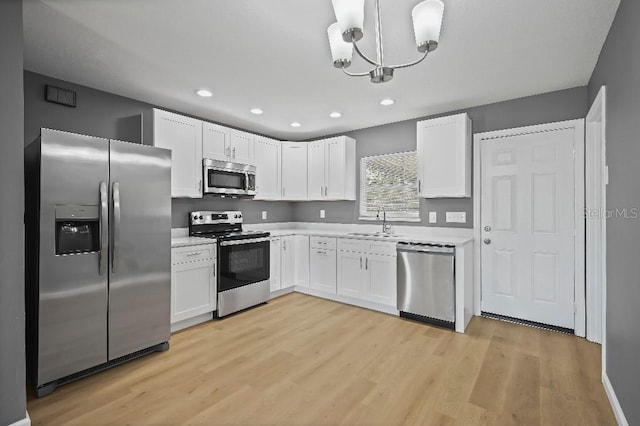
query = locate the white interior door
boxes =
[481,128,577,329]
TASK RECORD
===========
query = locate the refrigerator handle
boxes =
[99,181,108,275]
[112,182,121,273]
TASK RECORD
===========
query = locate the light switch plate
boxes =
[262,211,267,220]
[320,209,326,219]
[429,211,437,223]
[446,212,466,223]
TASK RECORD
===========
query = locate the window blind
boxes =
[360,151,419,220]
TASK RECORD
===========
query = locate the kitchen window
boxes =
[359,151,420,221]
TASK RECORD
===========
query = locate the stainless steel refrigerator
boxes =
[25,128,172,397]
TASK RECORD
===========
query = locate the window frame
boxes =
[358,151,421,222]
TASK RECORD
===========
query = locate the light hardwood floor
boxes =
[27,293,615,425]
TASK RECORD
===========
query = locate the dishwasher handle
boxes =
[397,243,455,254]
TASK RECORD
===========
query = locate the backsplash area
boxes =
[171,198,294,228]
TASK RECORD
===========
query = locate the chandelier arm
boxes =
[352,40,380,67]
[390,50,429,70]
[341,67,371,77]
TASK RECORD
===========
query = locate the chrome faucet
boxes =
[376,206,392,234]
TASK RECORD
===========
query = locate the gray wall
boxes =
[588,0,640,423]
[23,71,297,228]
[294,86,588,228]
[0,0,26,424]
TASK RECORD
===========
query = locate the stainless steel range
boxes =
[189,211,270,317]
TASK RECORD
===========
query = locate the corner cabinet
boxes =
[307,136,356,201]
[281,142,308,200]
[254,136,281,200]
[417,113,471,198]
[149,109,203,198]
[309,237,337,293]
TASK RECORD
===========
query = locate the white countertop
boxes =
[171,236,215,248]
[264,229,472,246]
[172,223,473,247]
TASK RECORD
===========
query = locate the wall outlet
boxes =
[429,211,437,224]
[262,211,267,220]
[446,212,466,223]
[320,209,326,219]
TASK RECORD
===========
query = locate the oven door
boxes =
[205,166,248,196]
[218,238,270,292]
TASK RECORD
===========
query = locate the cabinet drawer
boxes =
[310,236,336,250]
[337,238,368,253]
[172,244,216,264]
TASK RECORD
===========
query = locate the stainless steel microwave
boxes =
[203,158,256,197]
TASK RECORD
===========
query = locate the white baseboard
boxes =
[603,371,629,426]
[269,286,295,299]
[9,411,30,426]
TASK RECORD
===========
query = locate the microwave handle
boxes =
[244,172,249,191]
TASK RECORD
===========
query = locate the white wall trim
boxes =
[603,372,629,426]
[473,119,586,335]
[585,86,607,363]
[8,412,30,426]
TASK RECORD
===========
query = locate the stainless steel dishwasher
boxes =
[397,243,455,328]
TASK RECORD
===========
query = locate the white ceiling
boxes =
[23,0,620,141]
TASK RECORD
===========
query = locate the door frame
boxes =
[585,86,607,364]
[473,119,586,336]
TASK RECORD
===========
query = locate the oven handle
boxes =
[220,237,271,247]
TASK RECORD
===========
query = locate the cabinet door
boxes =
[270,238,282,292]
[337,251,365,299]
[281,236,296,289]
[295,235,310,288]
[254,137,281,200]
[309,249,336,293]
[281,142,308,200]
[153,110,203,198]
[365,254,397,307]
[307,141,325,200]
[326,138,346,200]
[417,113,471,198]
[202,122,231,161]
[171,260,216,323]
[230,130,255,165]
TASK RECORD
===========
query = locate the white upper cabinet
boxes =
[307,141,325,200]
[281,142,308,200]
[202,123,254,165]
[202,122,230,162]
[417,113,472,198]
[229,130,254,165]
[150,109,203,198]
[254,136,281,200]
[307,136,356,201]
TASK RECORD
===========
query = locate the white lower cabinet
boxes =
[336,239,397,307]
[309,241,337,293]
[337,251,366,298]
[281,236,296,289]
[270,237,282,292]
[171,244,216,329]
[295,235,310,288]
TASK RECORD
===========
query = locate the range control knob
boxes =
[199,215,203,220]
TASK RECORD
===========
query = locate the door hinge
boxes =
[573,149,577,160]
[573,303,577,313]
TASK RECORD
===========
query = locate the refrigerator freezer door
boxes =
[37,129,109,385]
[108,140,172,360]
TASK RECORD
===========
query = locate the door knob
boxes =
[484,239,491,245]
[484,226,492,232]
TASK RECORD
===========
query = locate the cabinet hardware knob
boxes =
[484,239,491,245]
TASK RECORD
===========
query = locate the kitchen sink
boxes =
[347,232,395,238]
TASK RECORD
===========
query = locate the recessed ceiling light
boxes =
[290,122,302,128]
[250,108,263,115]
[329,112,342,118]
[380,98,395,106]
[196,88,213,98]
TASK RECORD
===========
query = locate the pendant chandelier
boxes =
[327,0,444,83]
